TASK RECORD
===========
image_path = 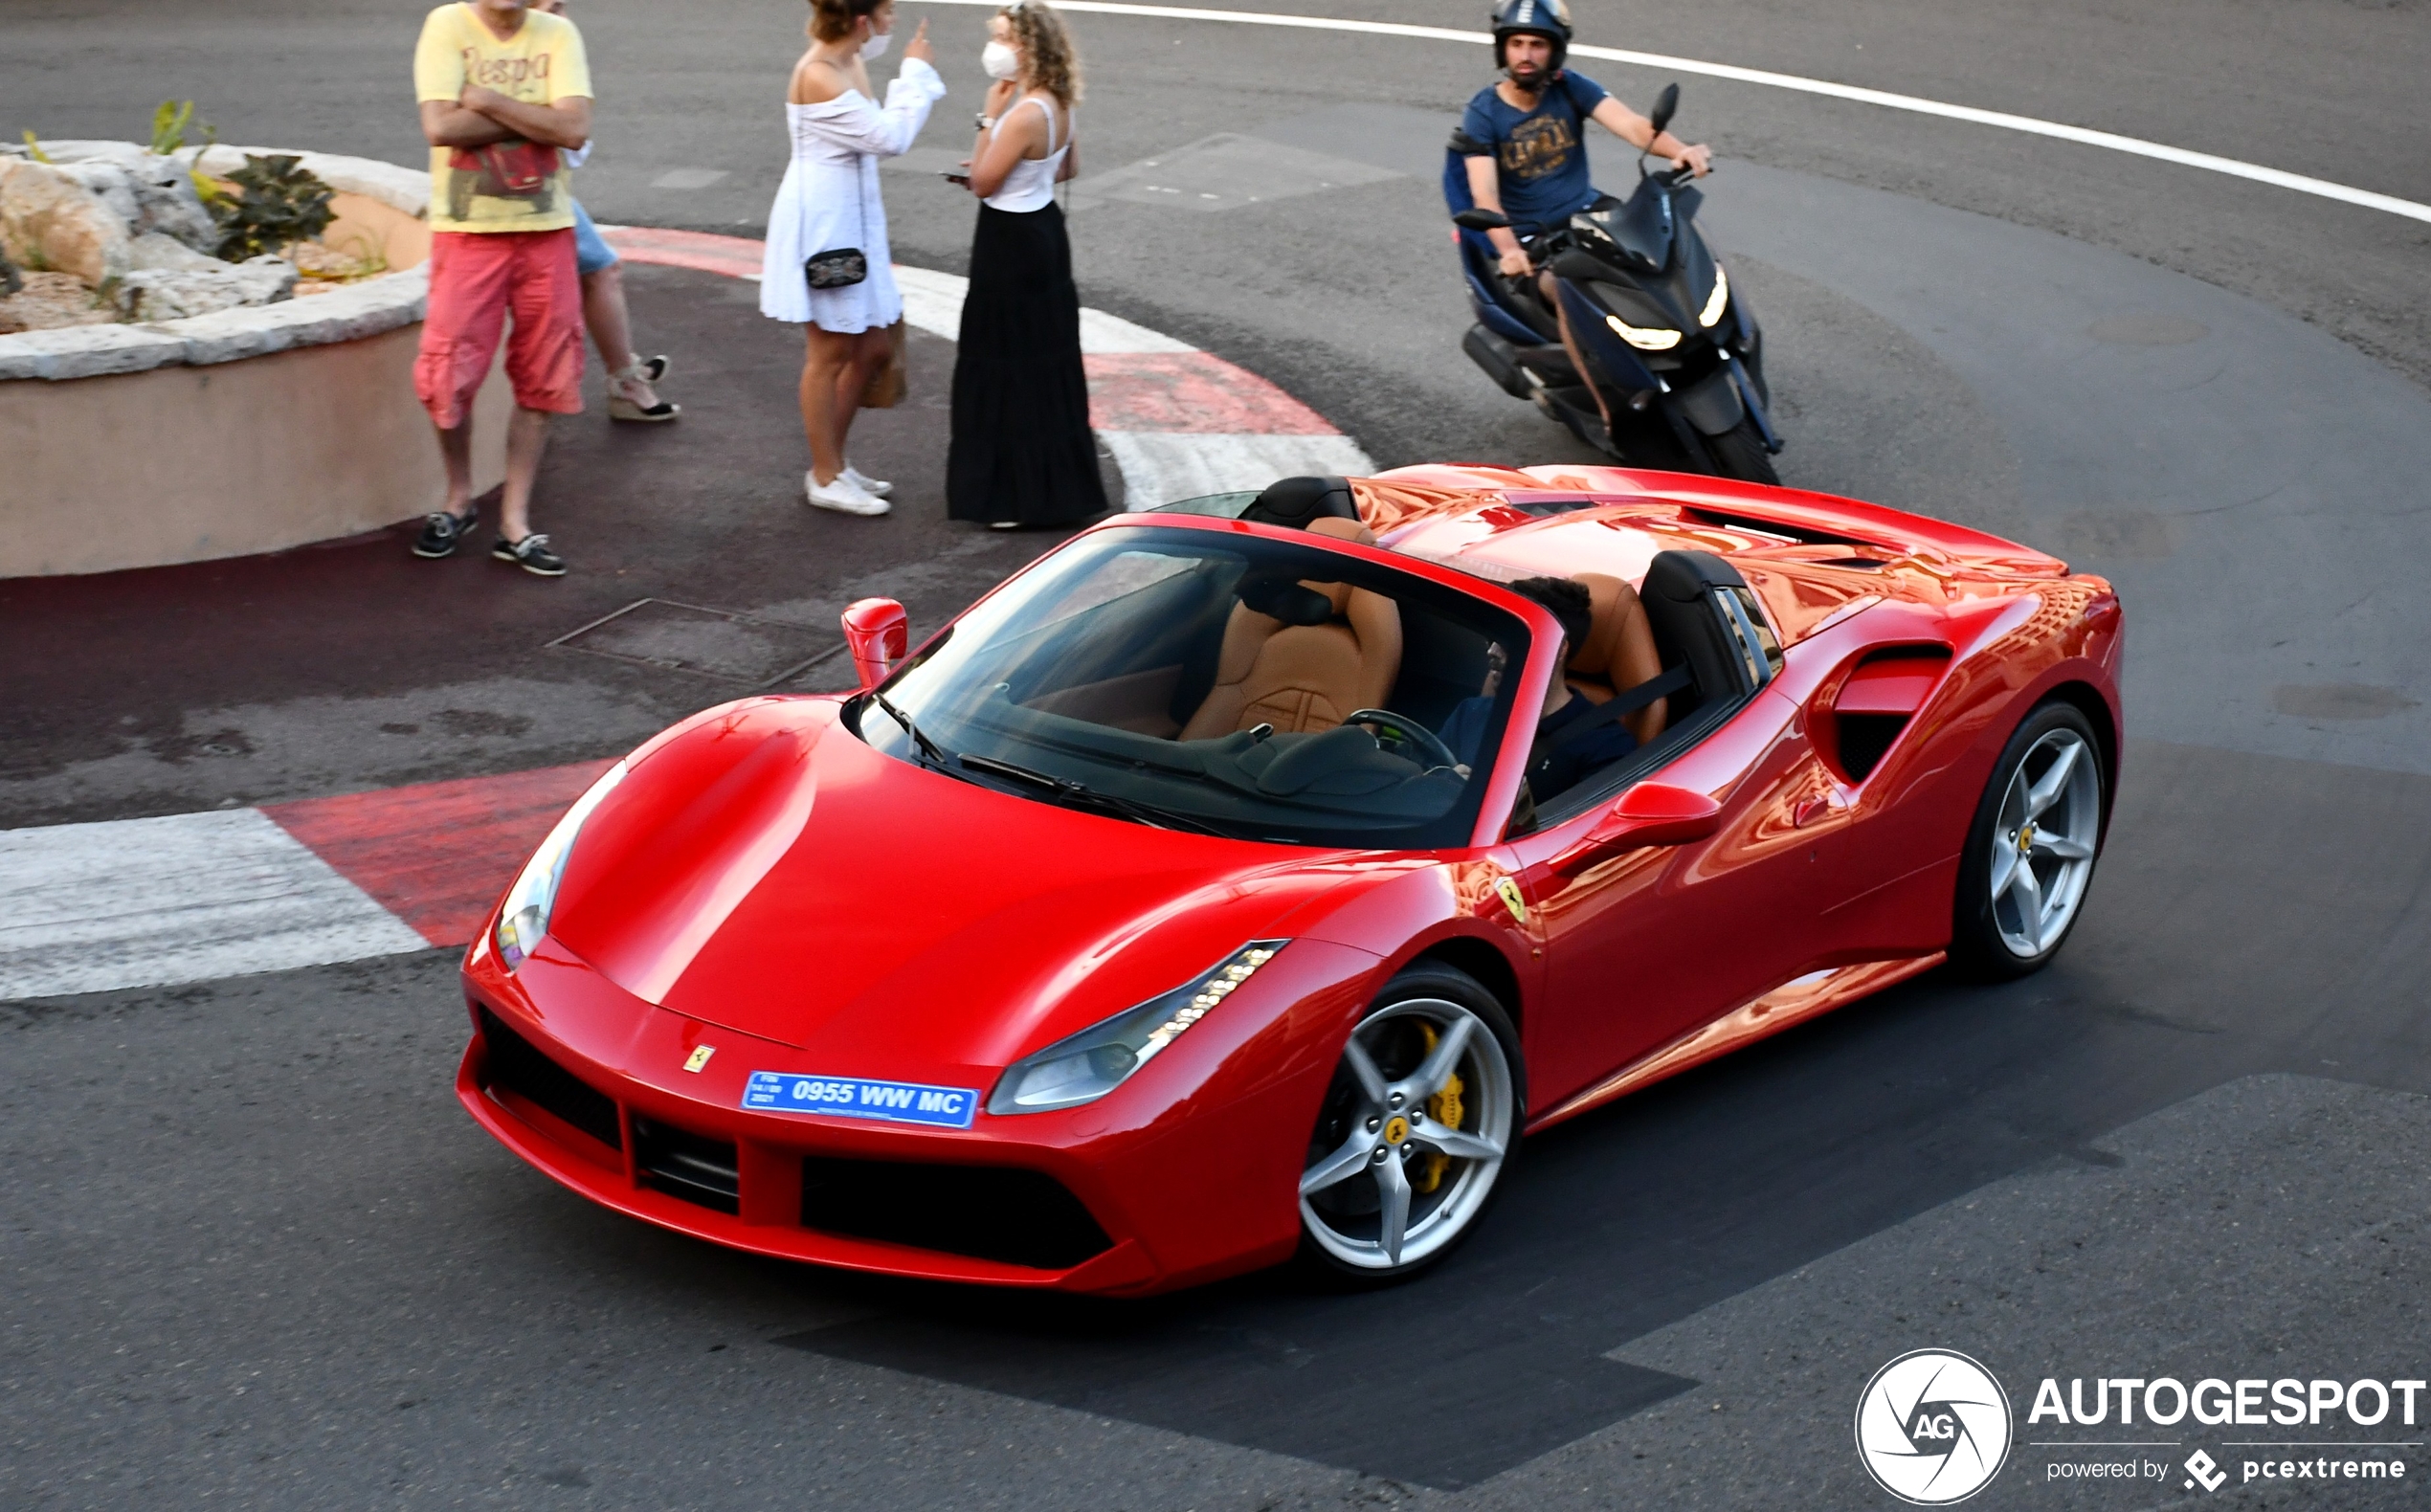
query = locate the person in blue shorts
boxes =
[540,0,680,423]
[1455,0,1712,435]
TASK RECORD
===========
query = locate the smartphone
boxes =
[940,171,970,187]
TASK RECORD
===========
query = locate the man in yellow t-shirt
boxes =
[410,0,593,577]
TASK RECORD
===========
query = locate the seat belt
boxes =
[1544,665,1692,751]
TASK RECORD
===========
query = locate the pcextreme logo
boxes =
[1855,1350,2015,1504]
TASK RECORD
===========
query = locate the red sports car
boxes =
[457,465,2123,1295]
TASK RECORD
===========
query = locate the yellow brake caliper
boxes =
[1413,1022,1465,1194]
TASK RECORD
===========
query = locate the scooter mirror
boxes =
[1453,207,1511,232]
[1648,82,1680,138]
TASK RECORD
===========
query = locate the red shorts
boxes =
[414,229,584,428]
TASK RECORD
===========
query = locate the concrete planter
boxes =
[0,145,508,578]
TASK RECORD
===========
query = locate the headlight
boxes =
[495,760,628,968]
[1604,311,1681,350]
[989,942,1288,1114]
[1699,262,1729,328]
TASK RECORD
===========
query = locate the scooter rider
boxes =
[1458,0,1712,433]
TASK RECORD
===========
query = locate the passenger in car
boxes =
[1439,576,1639,801]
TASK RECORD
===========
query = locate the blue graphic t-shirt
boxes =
[1459,71,1611,234]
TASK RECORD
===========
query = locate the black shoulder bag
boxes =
[805,156,870,289]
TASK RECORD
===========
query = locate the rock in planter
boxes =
[113,255,297,322]
[38,141,219,252]
[0,158,131,285]
[126,232,222,273]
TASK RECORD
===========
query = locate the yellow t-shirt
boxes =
[413,3,592,233]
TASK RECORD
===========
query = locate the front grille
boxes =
[800,1158,1113,1271]
[633,1116,741,1213]
[480,1007,621,1150]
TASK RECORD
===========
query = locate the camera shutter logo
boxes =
[1855,1349,2014,1504]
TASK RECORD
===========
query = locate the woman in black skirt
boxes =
[948,0,1108,528]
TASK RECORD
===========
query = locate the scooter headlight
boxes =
[1699,262,1730,328]
[1605,312,1682,351]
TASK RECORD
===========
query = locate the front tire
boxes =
[1951,700,2108,977]
[1297,965,1523,1283]
[1708,417,1780,485]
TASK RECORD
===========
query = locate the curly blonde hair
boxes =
[1002,1,1082,105]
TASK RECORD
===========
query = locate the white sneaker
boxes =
[842,463,893,499]
[805,471,889,516]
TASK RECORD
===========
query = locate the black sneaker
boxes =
[492,532,566,577]
[413,505,476,559]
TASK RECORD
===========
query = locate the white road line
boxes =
[917,0,2431,226]
[0,810,428,1001]
[1100,431,1376,507]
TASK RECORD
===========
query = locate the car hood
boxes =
[547,698,1351,1073]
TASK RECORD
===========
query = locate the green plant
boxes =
[21,129,52,164]
[146,100,226,205]
[212,153,335,261]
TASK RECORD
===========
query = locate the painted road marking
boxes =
[263,762,617,948]
[0,810,427,1001]
[912,0,2431,227]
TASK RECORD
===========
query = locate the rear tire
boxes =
[1951,700,2108,978]
[1708,418,1780,485]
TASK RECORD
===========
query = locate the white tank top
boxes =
[984,95,1070,212]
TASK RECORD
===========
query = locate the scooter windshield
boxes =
[853,525,1534,849]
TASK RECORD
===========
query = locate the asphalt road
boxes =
[5,1,2430,1507]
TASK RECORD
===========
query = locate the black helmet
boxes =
[1490,0,1572,77]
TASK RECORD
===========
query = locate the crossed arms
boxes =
[420,87,591,150]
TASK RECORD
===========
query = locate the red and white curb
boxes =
[599,226,1373,507]
[1,232,1369,1002]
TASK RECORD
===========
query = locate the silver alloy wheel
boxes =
[1989,727,2102,959]
[1298,997,1515,1272]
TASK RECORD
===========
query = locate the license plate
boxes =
[741,1072,979,1129]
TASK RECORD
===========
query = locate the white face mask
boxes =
[860,24,892,58]
[981,39,1020,79]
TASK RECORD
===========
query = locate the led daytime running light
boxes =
[990,941,1290,1114]
[1604,311,1681,350]
[1700,262,1729,328]
[1135,945,1281,1070]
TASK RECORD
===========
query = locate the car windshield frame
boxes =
[848,518,1542,851]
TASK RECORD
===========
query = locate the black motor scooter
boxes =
[1447,84,1782,483]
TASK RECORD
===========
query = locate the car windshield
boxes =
[852,523,1531,848]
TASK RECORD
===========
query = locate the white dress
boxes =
[760,56,945,330]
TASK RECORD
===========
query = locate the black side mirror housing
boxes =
[1452,207,1511,232]
[1648,82,1680,138]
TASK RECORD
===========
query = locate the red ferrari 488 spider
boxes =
[458,464,2123,1295]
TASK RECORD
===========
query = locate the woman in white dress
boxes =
[762,0,944,516]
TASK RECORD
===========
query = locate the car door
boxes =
[1493,584,1858,1118]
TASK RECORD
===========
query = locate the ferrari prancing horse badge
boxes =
[1494,876,1528,925]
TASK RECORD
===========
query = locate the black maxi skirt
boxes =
[947,201,1109,525]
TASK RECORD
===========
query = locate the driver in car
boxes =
[1456,0,1712,434]
[1439,575,1639,802]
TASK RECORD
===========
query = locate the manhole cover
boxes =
[549,599,846,687]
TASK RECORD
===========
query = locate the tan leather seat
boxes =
[1566,572,1669,746]
[1179,518,1404,740]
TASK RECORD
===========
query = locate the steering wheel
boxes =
[1344,709,1462,774]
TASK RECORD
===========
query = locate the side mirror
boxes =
[840,597,908,689]
[1549,780,1722,877]
[1647,82,1680,139]
[1453,207,1511,232]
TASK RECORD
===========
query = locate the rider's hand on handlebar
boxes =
[1497,247,1533,278]
[1669,142,1715,178]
